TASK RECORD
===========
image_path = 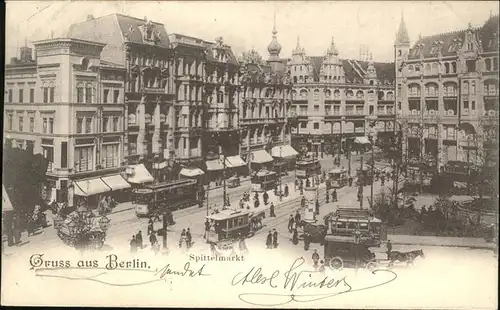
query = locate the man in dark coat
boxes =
[204,220,210,239]
[386,240,392,259]
[147,218,154,235]
[348,177,353,187]
[149,231,157,249]
[332,189,338,202]
[315,199,320,215]
[288,215,294,233]
[284,184,289,197]
[266,231,273,249]
[326,191,330,203]
[263,192,269,205]
[136,231,143,249]
[295,210,301,224]
[186,228,192,248]
[292,229,299,245]
[254,198,260,208]
[381,174,385,186]
[269,203,276,217]
[272,229,278,248]
[130,235,137,253]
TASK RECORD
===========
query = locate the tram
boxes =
[295,158,321,178]
[132,179,199,217]
[250,170,278,192]
[206,209,253,242]
[328,168,349,188]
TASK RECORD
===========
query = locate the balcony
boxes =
[140,86,169,95]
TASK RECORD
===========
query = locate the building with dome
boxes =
[395,13,499,170]
[287,36,396,157]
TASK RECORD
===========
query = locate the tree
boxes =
[2,145,49,219]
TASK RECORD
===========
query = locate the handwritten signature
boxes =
[231,258,398,306]
[33,262,210,287]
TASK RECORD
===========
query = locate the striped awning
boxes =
[101,174,131,191]
[251,150,274,164]
[226,155,246,168]
[74,178,111,197]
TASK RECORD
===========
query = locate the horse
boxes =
[387,249,425,267]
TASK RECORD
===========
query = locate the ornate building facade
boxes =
[395,13,499,169]
[287,37,396,156]
[4,38,127,205]
[238,22,294,173]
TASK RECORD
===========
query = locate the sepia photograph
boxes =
[2,1,499,308]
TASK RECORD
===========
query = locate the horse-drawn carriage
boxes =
[54,207,111,251]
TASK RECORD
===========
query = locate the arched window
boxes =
[325,89,331,98]
[452,62,457,73]
[408,65,414,73]
[217,90,224,103]
[356,90,364,99]
[346,90,354,98]
[334,90,340,98]
[444,63,450,74]
[369,80,374,86]
[299,75,303,82]
[377,91,384,100]
[313,89,320,101]
[300,89,308,98]
[485,59,492,71]
[386,92,394,100]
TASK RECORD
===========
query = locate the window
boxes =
[444,63,450,74]
[85,118,92,133]
[49,87,54,103]
[103,117,109,132]
[29,117,34,132]
[333,106,340,115]
[464,101,469,109]
[8,89,13,103]
[77,86,84,103]
[463,82,469,94]
[451,62,457,73]
[103,89,109,103]
[113,117,119,132]
[29,88,34,103]
[300,122,307,129]
[113,90,120,103]
[61,142,68,168]
[217,91,224,103]
[19,89,24,103]
[18,116,23,131]
[102,144,119,168]
[471,81,476,94]
[471,101,476,110]
[325,105,332,115]
[85,86,92,103]
[369,106,374,115]
[74,146,94,172]
[77,117,83,134]
[43,87,49,103]
[7,114,13,130]
[43,118,48,133]
[313,122,319,129]
[314,105,319,112]
[485,59,492,71]
[466,60,476,73]
[49,118,54,133]
[398,50,402,56]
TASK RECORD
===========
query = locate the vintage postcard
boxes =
[2,1,498,308]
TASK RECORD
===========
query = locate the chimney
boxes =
[10,57,18,65]
[20,46,33,63]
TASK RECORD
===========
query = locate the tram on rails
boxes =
[132,179,199,217]
[295,158,321,179]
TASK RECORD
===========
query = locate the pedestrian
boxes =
[288,215,294,233]
[332,189,337,202]
[186,228,192,248]
[312,249,320,268]
[315,199,320,215]
[136,231,143,249]
[381,174,385,186]
[149,231,157,249]
[147,218,154,235]
[254,198,260,209]
[266,231,273,249]
[386,239,392,259]
[295,210,301,225]
[349,177,353,187]
[306,178,311,188]
[284,184,289,197]
[274,185,279,196]
[204,219,210,239]
[269,203,276,217]
[263,192,269,205]
[130,235,137,253]
[272,229,278,248]
[326,191,330,203]
[295,179,299,190]
[304,232,310,251]
[180,229,186,248]
[292,228,299,245]
[254,192,259,202]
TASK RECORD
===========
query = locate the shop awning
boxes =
[74,178,111,197]
[206,159,224,171]
[127,164,154,184]
[180,168,205,177]
[101,174,131,191]
[226,155,246,168]
[271,145,299,158]
[251,150,274,164]
[2,186,14,212]
[354,136,371,145]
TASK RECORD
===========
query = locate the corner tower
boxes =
[395,11,410,78]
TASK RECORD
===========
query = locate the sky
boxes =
[5,1,499,63]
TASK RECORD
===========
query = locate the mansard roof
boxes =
[408,15,499,59]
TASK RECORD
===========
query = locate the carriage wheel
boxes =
[365,261,378,272]
[329,257,343,270]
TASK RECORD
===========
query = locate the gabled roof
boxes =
[114,14,170,47]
